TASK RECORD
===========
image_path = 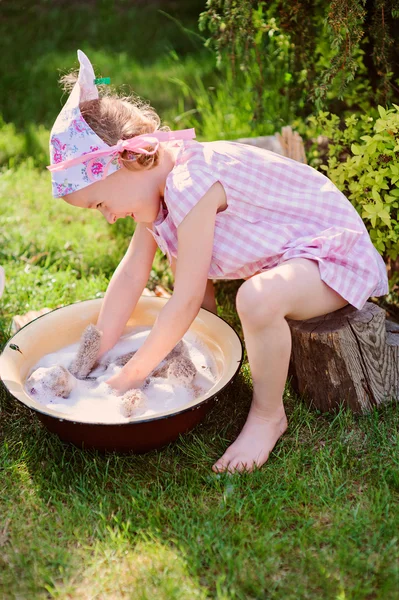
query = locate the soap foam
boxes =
[25,327,219,423]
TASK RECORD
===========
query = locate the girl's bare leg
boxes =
[202,279,217,314]
[213,258,349,473]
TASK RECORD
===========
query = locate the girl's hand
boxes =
[106,370,146,395]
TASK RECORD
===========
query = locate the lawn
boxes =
[1,2,399,598]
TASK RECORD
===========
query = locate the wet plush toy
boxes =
[120,389,147,418]
[27,324,198,417]
[150,340,196,382]
[167,355,197,386]
[69,324,102,379]
[26,365,75,399]
[26,325,101,398]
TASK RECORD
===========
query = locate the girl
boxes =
[48,51,389,473]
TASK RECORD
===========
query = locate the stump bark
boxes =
[287,301,399,414]
[235,126,307,163]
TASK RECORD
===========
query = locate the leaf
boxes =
[376,239,385,252]
[363,205,379,215]
[372,188,381,202]
[351,144,362,155]
[368,141,378,155]
[378,209,392,229]
[384,195,398,203]
[378,105,387,119]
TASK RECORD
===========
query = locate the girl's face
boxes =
[63,148,174,224]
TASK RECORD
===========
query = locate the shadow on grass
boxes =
[1,283,399,598]
[0,366,253,597]
[2,373,399,598]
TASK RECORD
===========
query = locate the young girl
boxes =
[48,50,389,473]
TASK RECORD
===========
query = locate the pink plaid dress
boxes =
[149,140,388,310]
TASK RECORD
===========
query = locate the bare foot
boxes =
[212,404,288,473]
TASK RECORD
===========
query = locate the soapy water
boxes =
[25,327,218,423]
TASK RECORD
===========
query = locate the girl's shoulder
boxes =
[164,141,227,228]
[171,139,316,179]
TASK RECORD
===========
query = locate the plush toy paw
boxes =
[165,340,186,360]
[113,351,137,367]
[167,355,197,386]
[120,388,146,417]
[151,340,188,378]
[69,324,102,379]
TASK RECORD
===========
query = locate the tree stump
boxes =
[287,301,399,414]
[235,126,307,163]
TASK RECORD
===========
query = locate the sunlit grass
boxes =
[1,2,399,596]
[1,157,399,599]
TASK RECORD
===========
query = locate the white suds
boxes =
[25,327,218,423]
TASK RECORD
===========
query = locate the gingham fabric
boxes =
[149,140,389,309]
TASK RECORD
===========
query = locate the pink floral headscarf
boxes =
[47,50,195,198]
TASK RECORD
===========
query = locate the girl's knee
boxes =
[236,279,284,326]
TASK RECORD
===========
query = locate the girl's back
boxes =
[152,139,388,309]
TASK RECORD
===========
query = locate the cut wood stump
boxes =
[287,301,399,414]
[235,126,307,163]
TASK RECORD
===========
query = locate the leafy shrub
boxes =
[307,105,399,260]
[200,1,399,114]
[198,3,305,128]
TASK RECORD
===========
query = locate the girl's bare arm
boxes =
[96,222,158,357]
[108,182,225,390]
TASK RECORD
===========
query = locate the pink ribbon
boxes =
[47,129,196,176]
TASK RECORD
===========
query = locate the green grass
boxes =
[0,0,299,175]
[1,394,399,599]
[1,159,399,599]
[1,3,399,597]
[0,0,207,130]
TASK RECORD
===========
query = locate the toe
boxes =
[212,459,229,473]
[212,451,234,473]
[226,457,254,474]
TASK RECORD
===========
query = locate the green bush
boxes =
[200,1,399,114]
[308,105,399,261]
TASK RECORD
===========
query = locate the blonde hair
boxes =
[59,71,169,170]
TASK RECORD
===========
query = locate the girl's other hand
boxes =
[106,371,146,395]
